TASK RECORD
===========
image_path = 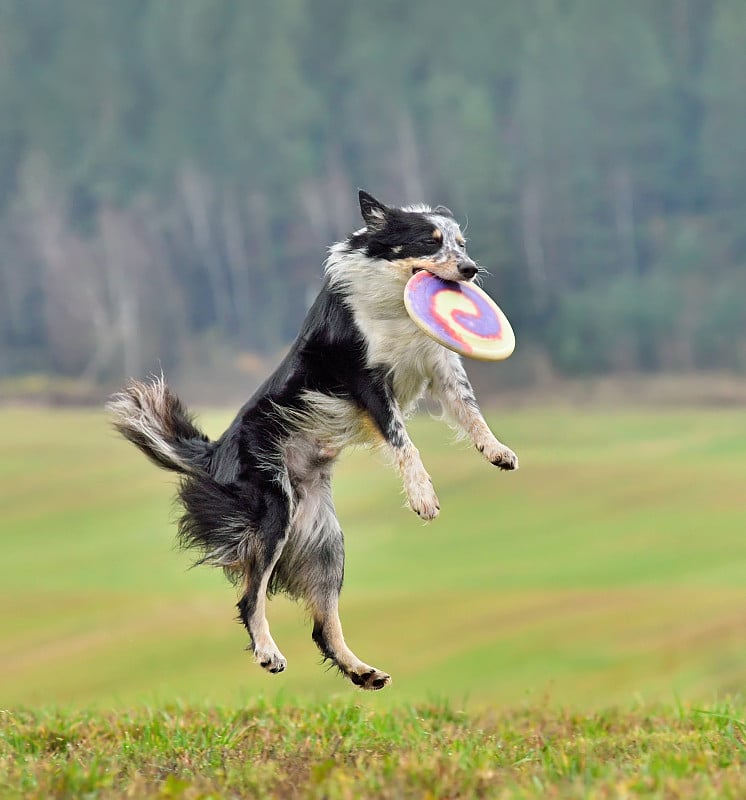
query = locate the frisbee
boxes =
[404,271,516,361]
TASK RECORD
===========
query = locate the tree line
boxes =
[0,0,744,386]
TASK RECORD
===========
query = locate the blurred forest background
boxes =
[1,0,745,395]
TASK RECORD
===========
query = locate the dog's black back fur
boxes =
[178,280,388,574]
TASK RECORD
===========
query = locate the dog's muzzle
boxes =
[456,257,478,280]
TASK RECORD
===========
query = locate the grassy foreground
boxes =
[3,700,746,798]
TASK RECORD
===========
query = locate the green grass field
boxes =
[2,404,746,796]
[4,701,746,798]
[2,405,746,709]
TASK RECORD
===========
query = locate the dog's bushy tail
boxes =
[109,375,249,569]
[107,375,213,476]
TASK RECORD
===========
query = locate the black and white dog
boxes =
[109,191,518,690]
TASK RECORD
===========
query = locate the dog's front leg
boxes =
[431,357,519,471]
[392,424,440,520]
[358,377,440,520]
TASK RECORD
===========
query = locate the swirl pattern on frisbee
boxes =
[404,272,515,361]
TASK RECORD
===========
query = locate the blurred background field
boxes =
[3,402,745,710]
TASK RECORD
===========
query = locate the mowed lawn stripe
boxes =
[3,586,746,708]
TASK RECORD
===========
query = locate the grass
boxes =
[2,700,746,798]
[3,403,746,796]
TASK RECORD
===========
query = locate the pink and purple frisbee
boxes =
[404,271,515,361]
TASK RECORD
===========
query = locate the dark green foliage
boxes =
[0,0,743,381]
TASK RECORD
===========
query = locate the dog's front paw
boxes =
[478,439,519,471]
[406,477,440,520]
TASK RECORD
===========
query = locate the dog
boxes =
[108,190,518,690]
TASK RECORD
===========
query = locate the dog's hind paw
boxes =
[349,667,392,691]
[255,648,287,675]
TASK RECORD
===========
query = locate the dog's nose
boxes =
[457,260,478,280]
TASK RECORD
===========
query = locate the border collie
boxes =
[108,191,518,690]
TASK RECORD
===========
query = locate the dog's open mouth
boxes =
[411,266,472,284]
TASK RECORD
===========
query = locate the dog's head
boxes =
[349,190,478,283]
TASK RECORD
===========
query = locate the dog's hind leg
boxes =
[311,593,391,690]
[236,489,290,674]
[268,462,390,690]
[300,510,391,690]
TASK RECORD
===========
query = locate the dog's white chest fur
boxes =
[361,314,450,410]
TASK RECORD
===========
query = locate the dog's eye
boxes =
[457,239,466,249]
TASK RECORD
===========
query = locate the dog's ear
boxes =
[358,190,388,231]
[433,204,455,219]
